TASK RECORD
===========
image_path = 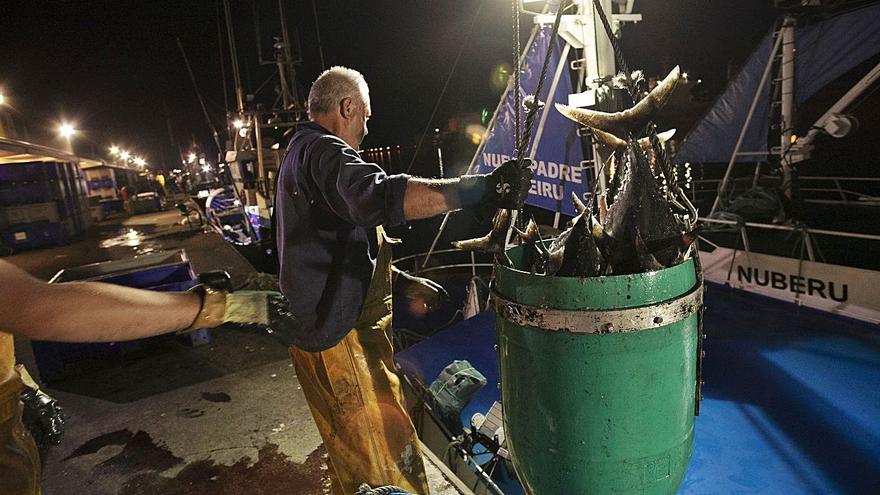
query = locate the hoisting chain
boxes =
[511,1,568,229]
[512,0,522,154]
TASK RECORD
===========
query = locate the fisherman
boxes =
[275,65,533,494]
[0,259,299,495]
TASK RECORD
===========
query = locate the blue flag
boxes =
[475,27,586,217]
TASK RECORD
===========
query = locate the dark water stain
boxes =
[96,430,184,475]
[178,408,205,418]
[201,392,232,403]
[119,444,330,495]
[64,429,134,461]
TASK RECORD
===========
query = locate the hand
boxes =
[183,287,304,346]
[20,387,66,452]
[457,158,534,210]
[394,270,449,312]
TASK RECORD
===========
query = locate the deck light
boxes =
[110,145,120,155]
[233,119,245,129]
[120,150,131,160]
[187,152,197,163]
[0,93,5,105]
[134,157,146,167]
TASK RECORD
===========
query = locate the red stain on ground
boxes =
[118,443,330,495]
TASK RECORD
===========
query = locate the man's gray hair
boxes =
[307,66,370,116]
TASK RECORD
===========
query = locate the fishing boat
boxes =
[389,1,880,494]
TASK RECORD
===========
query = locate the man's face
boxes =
[353,97,371,147]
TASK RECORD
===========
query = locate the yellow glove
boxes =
[181,286,301,344]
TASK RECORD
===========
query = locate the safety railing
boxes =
[688,175,880,207]
[699,216,880,266]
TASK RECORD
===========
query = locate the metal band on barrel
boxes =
[492,284,703,334]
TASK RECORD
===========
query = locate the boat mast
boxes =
[223,0,245,115]
[779,15,796,203]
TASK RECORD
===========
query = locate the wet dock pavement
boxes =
[7,208,462,494]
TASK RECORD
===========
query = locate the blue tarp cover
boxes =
[674,3,880,163]
[475,27,587,216]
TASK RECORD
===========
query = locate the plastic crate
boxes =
[0,220,74,249]
[34,251,209,382]
[0,202,60,228]
[0,162,57,183]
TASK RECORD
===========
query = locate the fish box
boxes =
[34,250,209,382]
[0,202,61,228]
[0,220,74,249]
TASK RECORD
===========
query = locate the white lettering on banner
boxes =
[482,153,584,201]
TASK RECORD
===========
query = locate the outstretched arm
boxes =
[0,260,202,342]
[402,178,460,220]
[403,159,535,221]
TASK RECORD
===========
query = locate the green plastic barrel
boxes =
[493,245,702,495]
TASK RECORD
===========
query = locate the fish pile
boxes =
[454,66,698,277]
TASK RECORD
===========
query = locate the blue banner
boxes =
[475,27,586,216]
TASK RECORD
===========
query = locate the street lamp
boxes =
[233,119,245,129]
[57,122,77,153]
[134,157,146,167]
[187,152,197,163]
[0,93,5,106]
[120,150,131,160]
[57,123,76,139]
[110,145,120,155]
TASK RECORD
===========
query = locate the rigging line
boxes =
[216,0,229,117]
[404,0,487,175]
[311,0,326,70]
[513,0,522,153]
[176,37,223,155]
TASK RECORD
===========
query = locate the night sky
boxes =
[0,1,777,171]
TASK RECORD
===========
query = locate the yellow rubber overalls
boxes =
[289,226,429,495]
[0,332,41,495]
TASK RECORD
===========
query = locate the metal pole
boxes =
[223,0,245,114]
[278,0,299,108]
[529,41,570,231]
[311,0,326,70]
[779,16,796,202]
[709,28,784,217]
[254,111,267,194]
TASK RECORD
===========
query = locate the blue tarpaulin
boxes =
[475,27,587,216]
[675,3,880,164]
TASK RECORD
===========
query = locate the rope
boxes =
[513,0,522,153]
[513,3,566,163]
[512,1,567,230]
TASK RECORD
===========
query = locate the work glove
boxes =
[181,286,302,346]
[394,270,449,313]
[16,365,65,455]
[457,158,534,211]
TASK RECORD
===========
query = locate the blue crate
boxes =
[0,163,55,183]
[0,221,72,249]
[100,262,194,288]
[32,253,211,382]
[0,182,55,205]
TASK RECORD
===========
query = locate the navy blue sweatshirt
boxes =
[275,122,410,351]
